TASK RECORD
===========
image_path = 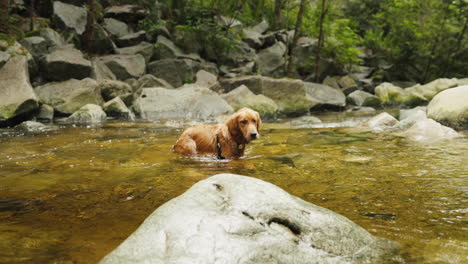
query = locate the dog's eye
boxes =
[252,119,256,123]
[240,120,248,124]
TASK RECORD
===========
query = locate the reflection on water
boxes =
[0,115,467,264]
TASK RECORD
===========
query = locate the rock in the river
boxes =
[304,82,346,111]
[398,119,460,142]
[103,97,135,121]
[347,90,381,108]
[66,104,107,123]
[222,85,279,119]
[427,86,468,129]
[404,78,458,106]
[52,1,87,35]
[15,121,56,133]
[394,107,427,130]
[36,104,54,122]
[147,59,217,88]
[255,42,287,77]
[43,45,92,81]
[35,78,104,114]
[99,54,146,80]
[0,56,39,126]
[98,80,133,104]
[362,112,399,132]
[286,116,323,128]
[133,84,233,120]
[375,82,405,106]
[214,76,312,116]
[103,18,132,38]
[99,173,400,264]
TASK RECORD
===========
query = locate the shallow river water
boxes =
[0,112,467,264]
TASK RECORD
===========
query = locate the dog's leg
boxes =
[173,136,197,155]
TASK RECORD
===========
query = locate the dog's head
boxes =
[226,108,262,144]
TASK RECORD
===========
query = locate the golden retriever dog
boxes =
[173,108,262,159]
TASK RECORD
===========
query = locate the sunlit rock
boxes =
[35,78,104,115]
[133,84,233,120]
[99,173,401,264]
[222,85,279,119]
[362,112,399,132]
[0,56,39,126]
[66,104,107,123]
[427,86,468,129]
[398,119,459,142]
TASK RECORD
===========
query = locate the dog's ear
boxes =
[255,111,262,130]
[226,112,241,141]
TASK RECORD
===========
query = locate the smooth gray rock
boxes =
[98,80,133,104]
[427,85,468,129]
[99,173,400,264]
[115,31,146,48]
[399,106,427,121]
[20,37,48,59]
[404,78,458,106]
[394,107,427,130]
[219,41,256,67]
[66,104,107,123]
[252,19,269,34]
[304,83,346,111]
[0,51,11,69]
[242,29,263,49]
[52,1,87,35]
[103,97,135,121]
[133,84,233,120]
[195,70,218,88]
[222,85,279,119]
[362,112,399,132]
[337,75,358,95]
[214,75,313,116]
[37,28,66,50]
[43,45,92,81]
[117,41,153,63]
[215,15,242,28]
[147,59,217,88]
[103,18,132,38]
[35,78,104,114]
[36,104,54,121]
[255,42,286,77]
[153,35,188,60]
[0,56,39,124]
[99,54,146,80]
[104,5,146,23]
[131,74,173,90]
[89,24,117,54]
[346,90,378,106]
[90,58,117,81]
[15,121,56,133]
[398,118,460,142]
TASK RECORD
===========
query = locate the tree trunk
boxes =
[82,0,96,53]
[273,0,284,29]
[0,0,9,34]
[286,0,307,77]
[29,0,36,31]
[314,0,327,82]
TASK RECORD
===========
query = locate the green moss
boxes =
[0,104,18,120]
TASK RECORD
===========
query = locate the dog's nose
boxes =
[250,132,257,139]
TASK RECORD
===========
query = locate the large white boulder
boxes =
[427,86,468,129]
[100,174,400,264]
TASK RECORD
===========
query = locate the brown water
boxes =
[0,113,467,264]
